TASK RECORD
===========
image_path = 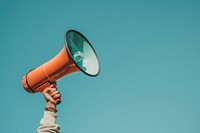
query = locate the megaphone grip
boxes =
[56,99,61,105]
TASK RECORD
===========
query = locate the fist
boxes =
[42,83,61,105]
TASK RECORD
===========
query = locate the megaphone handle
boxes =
[56,99,61,105]
[39,81,61,105]
[49,82,61,105]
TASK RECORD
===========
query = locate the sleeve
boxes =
[37,111,60,133]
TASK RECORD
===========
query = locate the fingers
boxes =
[42,83,61,104]
[49,85,61,100]
[43,87,51,94]
[53,94,61,100]
[49,88,57,94]
[50,90,61,98]
[50,82,57,88]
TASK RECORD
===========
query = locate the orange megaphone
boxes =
[22,30,100,103]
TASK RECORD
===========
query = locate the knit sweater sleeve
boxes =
[37,111,60,133]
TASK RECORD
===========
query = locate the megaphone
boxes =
[22,30,100,102]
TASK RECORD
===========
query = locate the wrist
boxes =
[45,106,57,113]
[46,101,56,110]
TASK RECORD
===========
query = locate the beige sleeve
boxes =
[37,111,60,133]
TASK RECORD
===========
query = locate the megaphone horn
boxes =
[22,30,100,95]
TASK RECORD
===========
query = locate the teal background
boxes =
[1,0,200,133]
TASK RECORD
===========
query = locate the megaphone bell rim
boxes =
[64,30,100,77]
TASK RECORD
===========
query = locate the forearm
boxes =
[37,102,60,133]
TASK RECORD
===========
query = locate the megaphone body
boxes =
[22,30,100,94]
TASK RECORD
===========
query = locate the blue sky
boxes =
[1,0,200,133]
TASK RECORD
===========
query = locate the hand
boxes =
[42,83,61,105]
